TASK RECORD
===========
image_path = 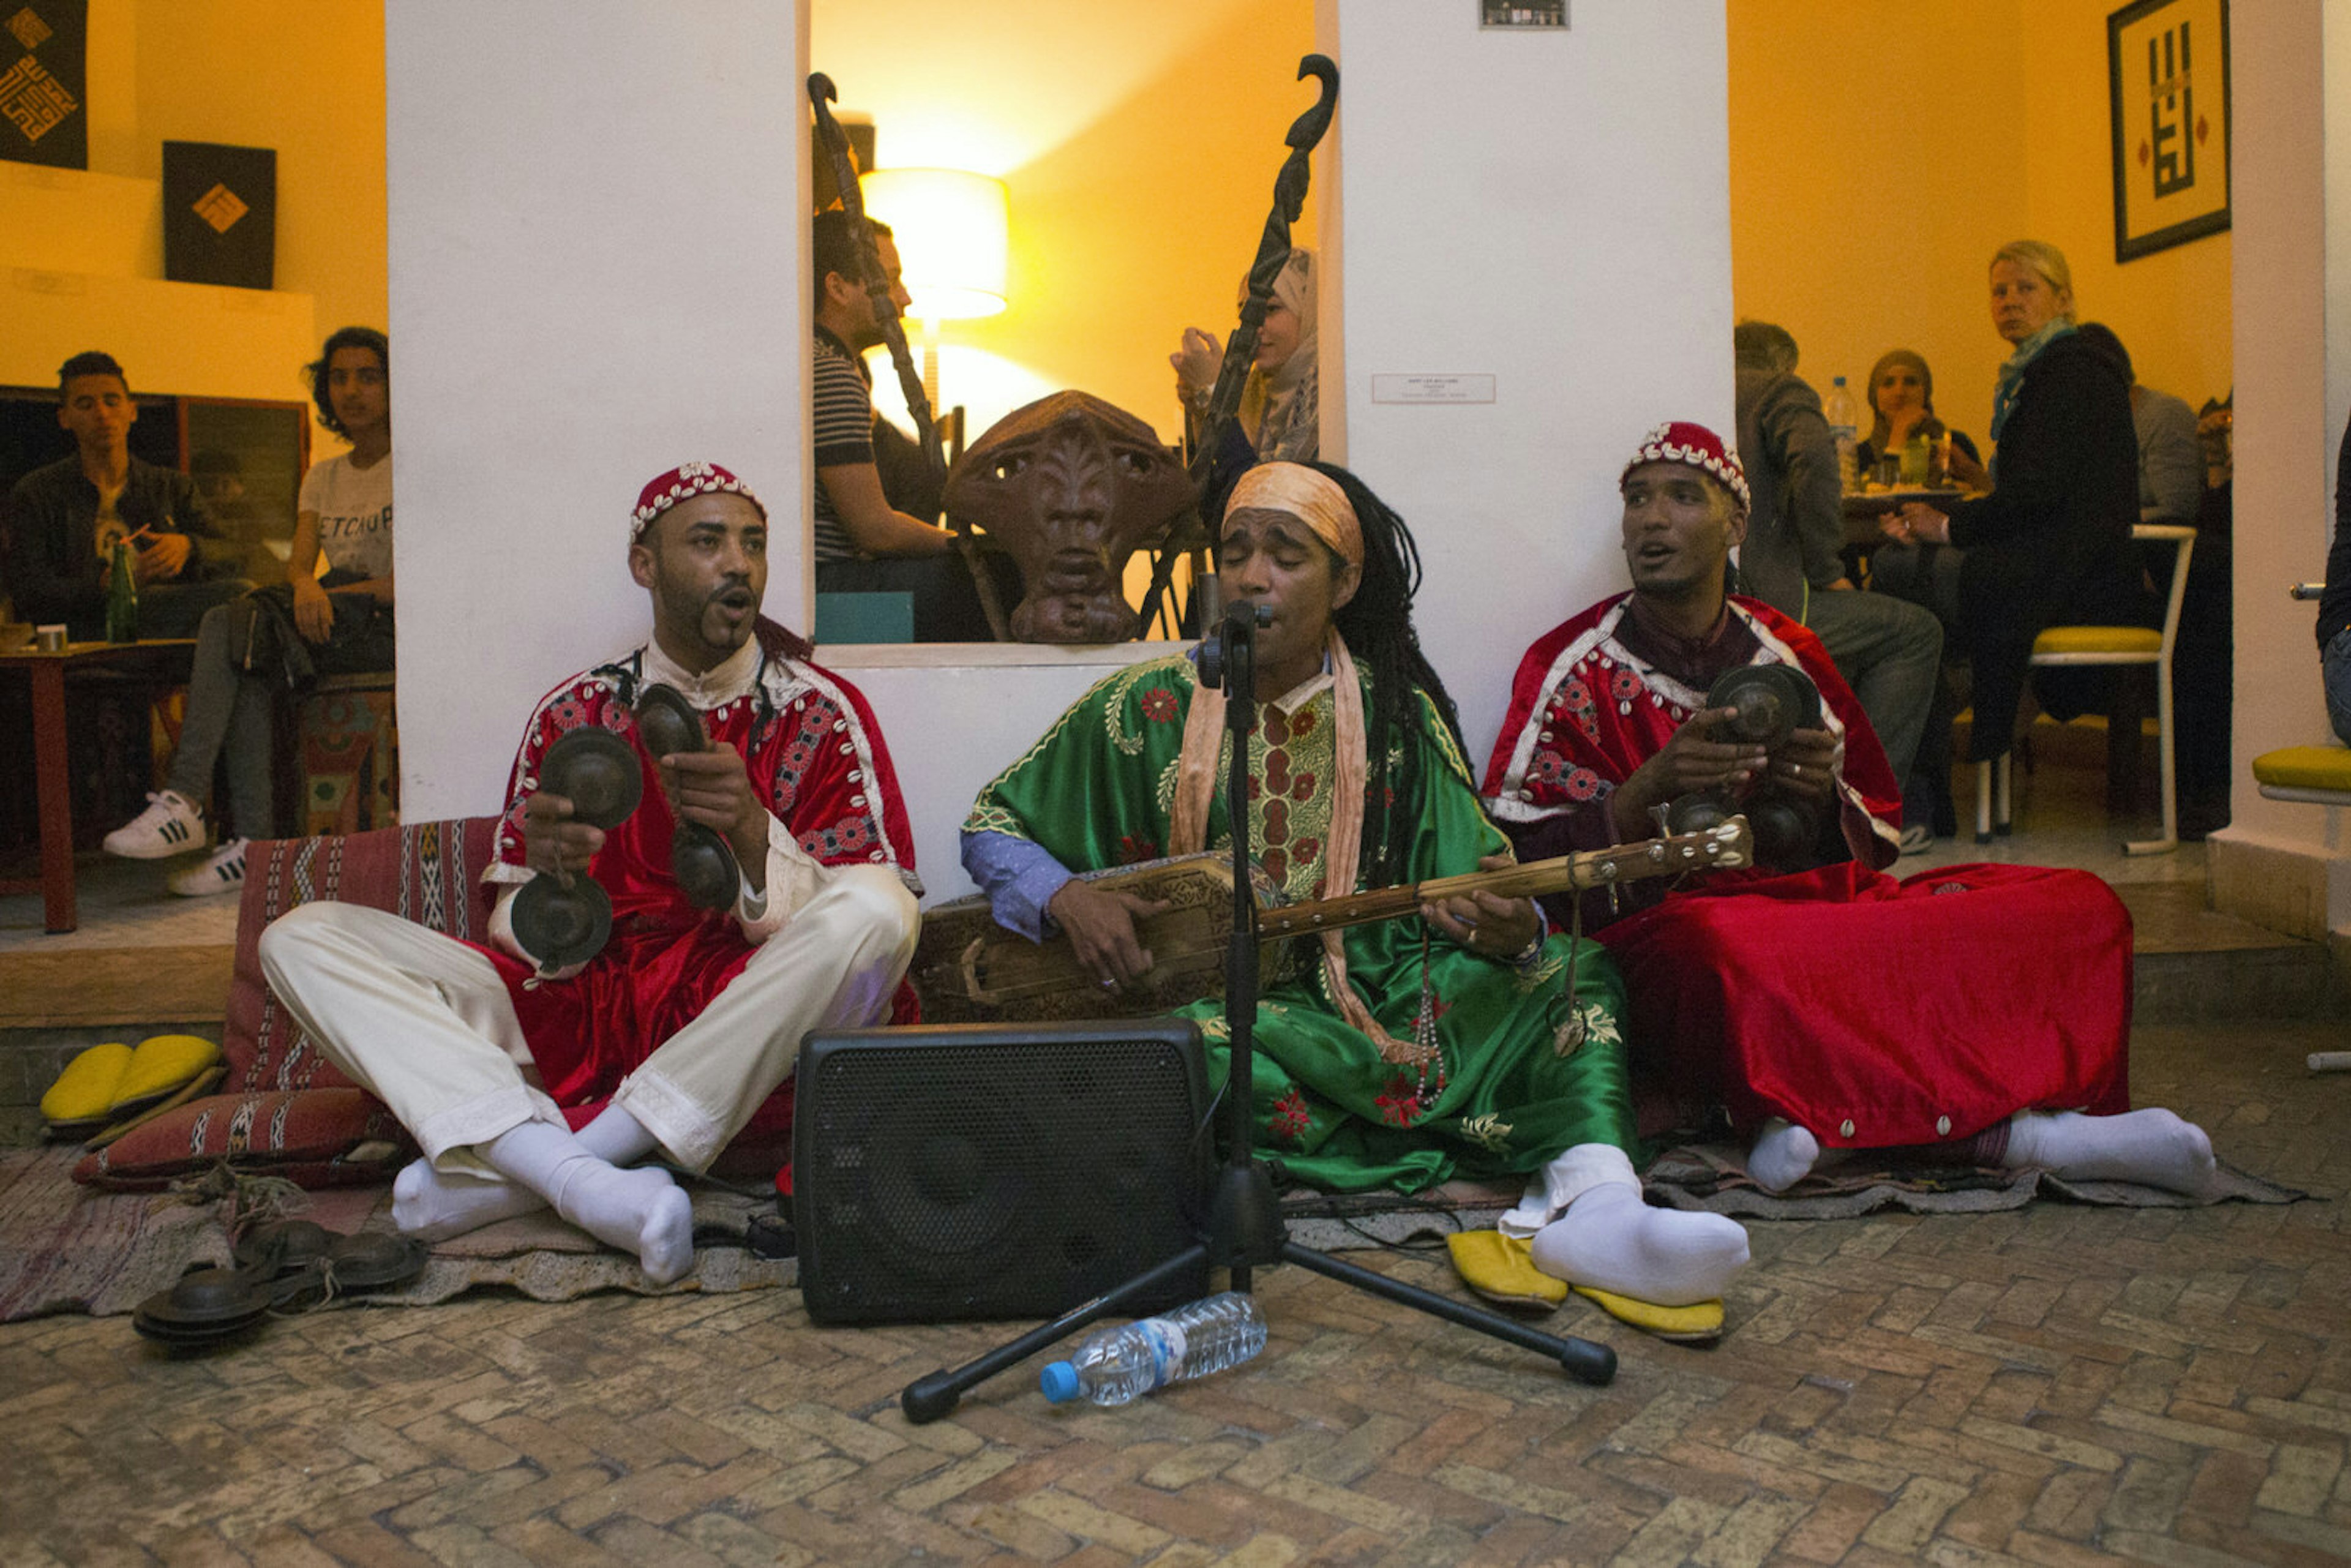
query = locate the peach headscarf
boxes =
[1166,464,1420,1063]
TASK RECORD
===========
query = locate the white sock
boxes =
[1528,1182,1750,1307]
[389,1106,666,1243]
[2003,1108,2216,1196]
[479,1119,695,1282]
[1747,1119,1822,1195]
[1498,1142,1620,1238]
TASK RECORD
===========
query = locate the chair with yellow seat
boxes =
[2250,744,2351,808]
[1976,523,2195,854]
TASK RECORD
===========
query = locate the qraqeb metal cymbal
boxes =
[538,726,643,830]
[672,820,742,910]
[634,683,740,909]
[634,681,705,759]
[509,872,614,970]
[1704,662,1822,749]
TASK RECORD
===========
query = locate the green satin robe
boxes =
[966,654,1639,1193]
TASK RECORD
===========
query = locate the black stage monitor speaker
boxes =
[793,1019,1213,1326]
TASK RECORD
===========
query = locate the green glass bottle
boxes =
[105,538,138,643]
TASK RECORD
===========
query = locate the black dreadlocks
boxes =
[1307,461,1464,888]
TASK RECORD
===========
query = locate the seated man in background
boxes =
[809,210,992,641]
[1481,421,2217,1199]
[260,463,921,1281]
[1733,321,1942,847]
[962,459,1750,1319]
[3,351,252,639]
[2074,324,2202,529]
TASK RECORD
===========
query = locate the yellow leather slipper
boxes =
[108,1033,223,1113]
[1571,1285,1725,1344]
[1446,1231,1569,1310]
[40,1041,134,1127]
[86,1065,227,1150]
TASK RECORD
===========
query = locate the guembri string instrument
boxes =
[913,819,1754,1022]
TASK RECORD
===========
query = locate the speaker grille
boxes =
[794,1021,1212,1325]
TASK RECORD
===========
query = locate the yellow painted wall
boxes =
[116,0,388,386]
[2019,0,2232,409]
[1730,0,2230,445]
[966,2,1319,444]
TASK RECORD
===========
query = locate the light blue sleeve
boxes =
[959,830,1076,944]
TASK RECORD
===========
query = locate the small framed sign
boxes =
[1481,1,1567,29]
[2108,0,2229,262]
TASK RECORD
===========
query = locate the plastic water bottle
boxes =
[1038,1292,1267,1406]
[1823,376,1861,493]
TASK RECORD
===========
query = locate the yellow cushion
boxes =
[1447,1231,1569,1308]
[40,1042,133,1123]
[110,1033,223,1111]
[2031,626,2162,656]
[2252,745,2351,792]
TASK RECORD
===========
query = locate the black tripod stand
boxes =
[901,605,1616,1424]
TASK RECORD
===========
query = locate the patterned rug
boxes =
[9,1139,2292,1326]
[1641,1142,2306,1217]
[0,1145,787,1322]
[0,1147,1509,1322]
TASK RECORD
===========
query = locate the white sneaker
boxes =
[1898,823,1935,857]
[103,791,205,860]
[168,838,249,898]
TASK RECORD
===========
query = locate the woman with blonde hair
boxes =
[1876,239,2142,797]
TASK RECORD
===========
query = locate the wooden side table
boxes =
[0,639,197,932]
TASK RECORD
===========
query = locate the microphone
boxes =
[1197,601,1271,691]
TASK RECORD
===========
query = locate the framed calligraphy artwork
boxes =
[2109,0,2230,263]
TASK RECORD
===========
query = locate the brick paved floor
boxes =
[3,1017,2345,1566]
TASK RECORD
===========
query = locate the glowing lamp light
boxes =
[859,167,1009,323]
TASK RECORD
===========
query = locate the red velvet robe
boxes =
[1480,594,2129,1148]
[474,638,919,1122]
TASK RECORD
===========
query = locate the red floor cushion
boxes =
[73,818,500,1190]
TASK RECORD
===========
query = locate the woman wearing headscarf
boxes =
[1170,248,1319,511]
[1851,348,1985,489]
[1876,240,2142,776]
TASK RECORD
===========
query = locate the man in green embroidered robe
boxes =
[960,460,1749,1310]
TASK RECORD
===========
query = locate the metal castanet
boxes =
[808,72,1010,637]
[1144,55,1340,625]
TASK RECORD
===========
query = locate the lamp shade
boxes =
[859,167,1009,321]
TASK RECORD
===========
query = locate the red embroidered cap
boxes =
[1619,421,1750,512]
[631,461,767,544]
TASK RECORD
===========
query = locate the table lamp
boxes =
[858,167,1010,414]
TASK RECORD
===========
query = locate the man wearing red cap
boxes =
[1480,422,2216,1200]
[260,463,921,1281]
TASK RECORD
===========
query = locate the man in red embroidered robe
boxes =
[1479,422,2216,1198]
[261,463,921,1280]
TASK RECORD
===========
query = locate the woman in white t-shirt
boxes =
[103,327,394,894]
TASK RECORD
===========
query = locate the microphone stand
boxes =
[899,607,1615,1424]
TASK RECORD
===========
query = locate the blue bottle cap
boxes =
[1039,1361,1081,1404]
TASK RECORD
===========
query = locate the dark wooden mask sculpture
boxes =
[945,391,1197,642]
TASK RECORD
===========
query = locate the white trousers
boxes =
[257,865,919,1174]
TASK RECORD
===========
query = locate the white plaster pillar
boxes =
[386,1,809,820]
[2207,2,2351,940]
[1321,0,1733,762]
